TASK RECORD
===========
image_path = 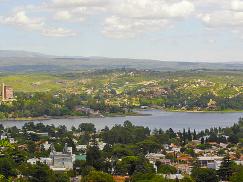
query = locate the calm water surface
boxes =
[1,110,242,131]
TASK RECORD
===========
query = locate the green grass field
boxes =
[0,74,64,92]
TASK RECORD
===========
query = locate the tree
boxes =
[0,112,6,120]
[0,140,14,149]
[188,129,192,141]
[115,156,154,176]
[0,158,16,179]
[22,163,56,182]
[0,175,5,181]
[157,164,177,174]
[193,129,197,140]
[79,123,96,133]
[137,138,161,154]
[230,165,243,182]
[191,168,218,182]
[74,160,86,175]
[180,176,195,182]
[111,144,134,158]
[228,134,239,144]
[8,150,27,165]
[82,170,115,182]
[218,155,234,181]
[166,128,177,139]
[55,172,70,182]
[86,143,105,170]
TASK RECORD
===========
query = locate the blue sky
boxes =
[1,0,243,62]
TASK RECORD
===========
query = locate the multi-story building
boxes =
[49,143,74,171]
[2,83,14,101]
[197,156,223,170]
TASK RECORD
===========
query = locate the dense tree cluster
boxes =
[0,92,127,119]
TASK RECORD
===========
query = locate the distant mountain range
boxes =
[0,50,243,73]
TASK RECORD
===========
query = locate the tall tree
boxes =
[218,155,234,181]
[191,168,218,182]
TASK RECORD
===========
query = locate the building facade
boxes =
[49,143,74,171]
[2,83,14,101]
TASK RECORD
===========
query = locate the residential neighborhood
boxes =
[0,118,242,181]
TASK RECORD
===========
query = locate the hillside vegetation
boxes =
[0,69,242,119]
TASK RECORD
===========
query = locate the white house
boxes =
[197,156,223,168]
[27,158,39,165]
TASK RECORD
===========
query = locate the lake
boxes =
[1,110,242,131]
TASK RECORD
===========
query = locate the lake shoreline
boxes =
[1,109,242,122]
[0,112,151,122]
[0,110,242,131]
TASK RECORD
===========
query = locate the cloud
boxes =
[103,16,169,39]
[197,0,243,27]
[103,0,194,38]
[113,0,195,19]
[39,0,109,23]
[2,0,243,39]
[0,11,44,30]
[0,0,196,39]
[199,11,243,27]
[0,0,106,37]
[53,8,87,22]
[42,27,76,37]
[232,0,243,11]
[0,11,76,37]
[54,11,72,21]
[49,0,110,8]
[195,0,243,40]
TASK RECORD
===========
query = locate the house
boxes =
[162,174,184,180]
[171,147,181,153]
[235,160,243,165]
[145,153,165,162]
[27,158,39,165]
[197,156,223,167]
[40,157,53,166]
[9,138,15,144]
[194,149,204,155]
[76,145,87,151]
[159,159,171,165]
[89,141,107,151]
[207,160,222,170]
[219,143,227,148]
[0,134,7,140]
[27,157,52,166]
[191,140,201,145]
[175,164,192,174]
[42,141,51,151]
[177,155,193,163]
[98,142,107,150]
[140,106,148,109]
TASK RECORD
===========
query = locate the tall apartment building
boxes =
[2,83,14,101]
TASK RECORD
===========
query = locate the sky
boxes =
[1,0,243,62]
